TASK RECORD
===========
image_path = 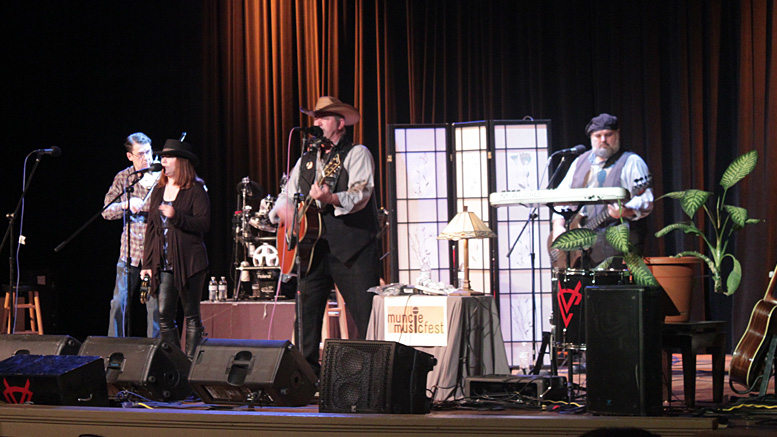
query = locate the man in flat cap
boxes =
[270,96,381,376]
[550,113,653,268]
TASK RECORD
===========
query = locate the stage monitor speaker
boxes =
[319,339,436,414]
[585,285,663,416]
[0,354,108,406]
[0,334,81,359]
[79,336,192,402]
[188,338,316,407]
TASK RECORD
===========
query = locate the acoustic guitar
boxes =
[276,155,341,276]
[549,175,652,269]
[729,263,777,391]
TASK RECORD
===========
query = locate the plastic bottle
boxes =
[208,276,218,302]
[218,276,228,301]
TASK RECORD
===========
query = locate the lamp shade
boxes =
[437,206,496,241]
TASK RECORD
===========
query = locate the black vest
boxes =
[298,139,379,263]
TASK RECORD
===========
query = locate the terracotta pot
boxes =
[644,256,701,322]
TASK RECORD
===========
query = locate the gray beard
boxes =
[594,147,614,160]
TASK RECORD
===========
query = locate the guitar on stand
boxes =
[729,263,777,395]
[276,154,342,276]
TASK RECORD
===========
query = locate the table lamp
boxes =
[437,206,496,294]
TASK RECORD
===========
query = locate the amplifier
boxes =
[464,375,567,402]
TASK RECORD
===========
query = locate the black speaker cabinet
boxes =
[188,338,317,406]
[0,334,81,359]
[79,336,192,402]
[585,285,663,416]
[319,339,436,414]
[0,354,108,406]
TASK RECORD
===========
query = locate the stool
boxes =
[322,286,350,343]
[662,321,726,407]
[2,285,44,335]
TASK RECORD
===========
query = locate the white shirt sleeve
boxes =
[333,144,374,216]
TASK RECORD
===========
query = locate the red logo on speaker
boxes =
[557,281,582,328]
[3,378,33,404]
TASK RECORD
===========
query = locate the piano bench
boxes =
[662,321,726,407]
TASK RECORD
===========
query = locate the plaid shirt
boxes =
[102,166,158,267]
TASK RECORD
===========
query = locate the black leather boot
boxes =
[185,325,204,360]
[160,327,180,349]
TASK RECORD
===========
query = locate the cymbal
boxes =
[236,177,264,200]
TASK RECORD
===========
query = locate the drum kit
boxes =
[232,176,290,299]
[549,266,632,401]
[551,268,630,351]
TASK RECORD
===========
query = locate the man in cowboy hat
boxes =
[102,132,161,338]
[550,113,653,268]
[270,96,381,375]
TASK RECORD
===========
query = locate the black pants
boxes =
[158,269,206,354]
[297,239,380,374]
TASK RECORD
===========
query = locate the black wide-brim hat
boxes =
[154,139,199,167]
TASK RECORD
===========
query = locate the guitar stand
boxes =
[757,336,777,397]
[530,331,557,376]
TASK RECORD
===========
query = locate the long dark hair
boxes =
[158,157,198,190]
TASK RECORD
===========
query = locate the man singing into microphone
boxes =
[269,96,381,376]
[550,113,653,268]
[102,132,161,338]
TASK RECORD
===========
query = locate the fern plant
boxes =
[550,216,659,287]
[654,150,761,295]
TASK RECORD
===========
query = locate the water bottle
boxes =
[208,276,218,302]
[218,276,228,301]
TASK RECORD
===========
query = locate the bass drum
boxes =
[551,268,630,350]
[249,195,277,233]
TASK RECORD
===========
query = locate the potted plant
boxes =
[654,150,761,296]
[550,217,659,287]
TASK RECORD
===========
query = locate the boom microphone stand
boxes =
[1,148,60,333]
[506,148,579,375]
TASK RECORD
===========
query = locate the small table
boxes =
[366,294,509,401]
[200,300,295,341]
[662,321,727,407]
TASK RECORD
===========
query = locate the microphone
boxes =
[34,146,62,157]
[131,162,163,175]
[556,144,587,155]
[299,126,324,137]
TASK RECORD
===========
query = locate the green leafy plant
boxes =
[654,150,761,295]
[551,213,659,287]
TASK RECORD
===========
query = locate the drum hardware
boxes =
[252,243,279,267]
[248,195,277,233]
[549,267,632,401]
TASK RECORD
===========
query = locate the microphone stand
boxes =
[1,153,46,334]
[504,150,575,375]
[55,174,146,253]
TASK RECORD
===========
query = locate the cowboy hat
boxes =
[300,96,360,126]
[155,139,199,167]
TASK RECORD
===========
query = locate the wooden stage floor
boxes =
[0,354,776,436]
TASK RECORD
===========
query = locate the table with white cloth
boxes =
[366,294,510,402]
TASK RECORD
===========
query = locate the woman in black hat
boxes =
[140,139,209,359]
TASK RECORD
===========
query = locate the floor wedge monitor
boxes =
[79,336,192,402]
[188,338,317,407]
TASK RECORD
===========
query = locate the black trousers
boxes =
[297,239,380,374]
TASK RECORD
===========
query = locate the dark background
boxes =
[1,1,204,339]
